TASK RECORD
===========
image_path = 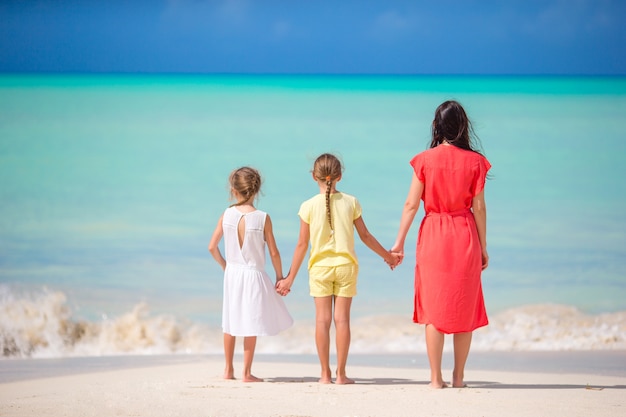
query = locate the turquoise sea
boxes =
[1,74,625,357]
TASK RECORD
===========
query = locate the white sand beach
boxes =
[1,353,625,417]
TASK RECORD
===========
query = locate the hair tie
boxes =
[326,175,331,181]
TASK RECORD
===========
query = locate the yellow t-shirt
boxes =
[298,192,362,269]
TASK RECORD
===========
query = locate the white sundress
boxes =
[221,207,293,336]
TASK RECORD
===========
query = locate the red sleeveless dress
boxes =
[410,145,491,334]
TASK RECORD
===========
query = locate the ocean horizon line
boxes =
[2,71,626,77]
[1,72,625,94]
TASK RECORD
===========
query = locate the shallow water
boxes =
[1,74,625,357]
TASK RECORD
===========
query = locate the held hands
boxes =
[275,276,293,296]
[385,243,405,270]
[385,250,404,270]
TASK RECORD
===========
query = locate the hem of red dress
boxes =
[412,319,489,335]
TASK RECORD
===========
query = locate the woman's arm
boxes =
[208,215,226,270]
[471,189,488,270]
[391,173,424,257]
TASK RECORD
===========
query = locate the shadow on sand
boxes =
[267,376,626,390]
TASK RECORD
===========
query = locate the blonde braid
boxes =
[313,153,342,239]
[325,177,333,235]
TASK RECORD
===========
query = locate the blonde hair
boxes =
[312,153,342,235]
[228,166,262,206]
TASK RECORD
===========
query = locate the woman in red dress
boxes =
[391,100,490,389]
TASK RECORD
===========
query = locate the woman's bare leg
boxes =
[425,324,447,388]
[314,296,333,383]
[452,332,472,387]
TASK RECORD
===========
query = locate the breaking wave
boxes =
[1,286,625,358]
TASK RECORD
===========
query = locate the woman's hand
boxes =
[385,251,403,270]
[390,244,404,267]
[481,248,489,270]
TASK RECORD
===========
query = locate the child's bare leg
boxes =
[425,324,447,388]
[223,333,236,379]
[452,332,472,387]
[314,296,333,383]
[242,336,263,382]
[334,296,355,385]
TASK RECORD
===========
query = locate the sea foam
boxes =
[1,287,625,358]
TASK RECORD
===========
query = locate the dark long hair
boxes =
[430,100,484,155]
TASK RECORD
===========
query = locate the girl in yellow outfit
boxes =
[277,153,400,384]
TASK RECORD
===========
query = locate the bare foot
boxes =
[452,373,466,388]
[319,370,332,384]
[429,381,448,389]
[242,374,264,383]
[223,368,235,380]
[335,376,355,385]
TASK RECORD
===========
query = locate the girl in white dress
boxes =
[208,167,293,382]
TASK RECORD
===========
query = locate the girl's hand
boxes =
[385,251,403,270]
[389,244,404,268]
[275,278,292,296]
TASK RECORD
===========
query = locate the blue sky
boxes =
[1,0,625,75]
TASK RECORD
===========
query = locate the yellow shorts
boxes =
[309,264,358,298]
